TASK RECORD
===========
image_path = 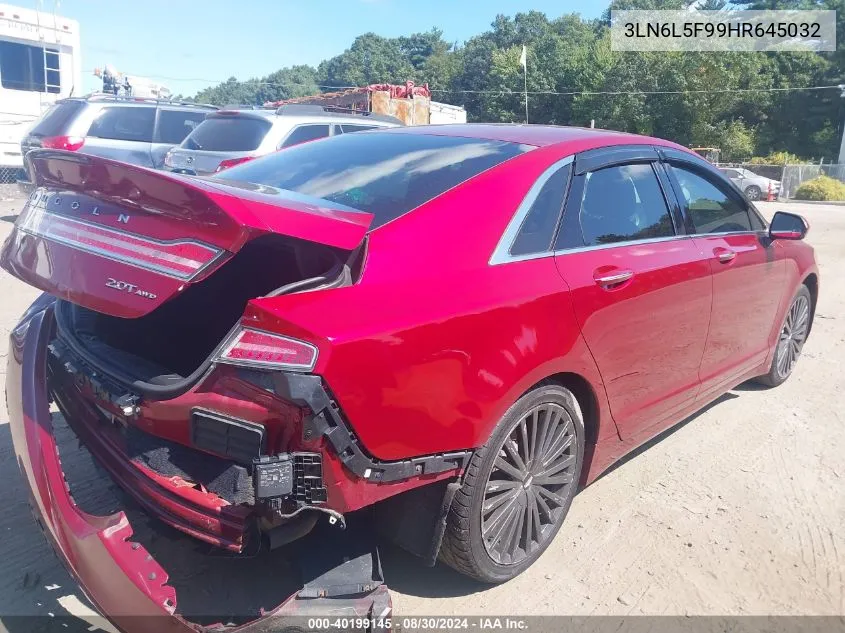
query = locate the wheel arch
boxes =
[802,272,818,336]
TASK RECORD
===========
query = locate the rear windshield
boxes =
[182,115,271,151]
[215,132,533,228]
[29,101,85,137]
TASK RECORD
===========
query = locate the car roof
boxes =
[209,109,399,126]
[62,96,217,111]
[378,123,689,151]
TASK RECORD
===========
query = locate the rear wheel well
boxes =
[539,372,599,445]
[803,273,818,335]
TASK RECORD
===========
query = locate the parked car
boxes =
[163,104,402,175]
[720,166,781,200]
[2,126,818,628]
[17,94,217,193]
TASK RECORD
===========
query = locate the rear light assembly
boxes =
[40,135,85,151]
[215,156,254,172]
[17,204,222,280]
[218,328,318,371]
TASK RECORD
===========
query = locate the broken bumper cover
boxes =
[6,303,390,631]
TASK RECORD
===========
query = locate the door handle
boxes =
[594,269,634,287]
[714,248,737,263]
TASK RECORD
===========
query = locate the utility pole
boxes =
[838,85,845,165]
[520,45,528,124]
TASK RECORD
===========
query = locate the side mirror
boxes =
[769,211,808,241]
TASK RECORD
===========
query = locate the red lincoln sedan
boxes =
[2,125,817,625]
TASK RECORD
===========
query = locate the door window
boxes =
[510,163,571,256]
[87,107,155,143]
[280,124,331,148]
[669,165,753,234]
[579,163,674,246]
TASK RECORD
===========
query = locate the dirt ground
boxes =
[0,193,842,630]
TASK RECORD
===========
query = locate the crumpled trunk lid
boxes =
[1,150,372,318]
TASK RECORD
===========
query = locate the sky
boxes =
[25,0,609,96]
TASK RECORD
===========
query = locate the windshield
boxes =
[182,115,271,151]
[215,132,533,228]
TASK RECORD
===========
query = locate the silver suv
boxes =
[164,104,402,176]
[18,94,217,192]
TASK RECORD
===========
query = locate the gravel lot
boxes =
[0,194,842,630]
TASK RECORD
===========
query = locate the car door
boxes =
[662,153,785,397]
[150,108,209,169]
[552,147,713,440]
[82,105,156,167]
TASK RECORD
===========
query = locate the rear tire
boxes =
[755,285,812,387]
[744,185,762,200]
[439,383,584,583]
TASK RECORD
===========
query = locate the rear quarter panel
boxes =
[245,143,620,461]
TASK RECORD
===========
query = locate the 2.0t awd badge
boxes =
[105,278,157,299]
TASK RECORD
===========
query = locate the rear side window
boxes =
[579,163,674,246]
[87,107,155,143]
[217,132,532,229]
[510,163,571,256]
[155,110,208,144]
[280,124,331,148]
[670,165,752,234]
[182,116,271,151]
[30,101,86,137]
[339,124,378,133]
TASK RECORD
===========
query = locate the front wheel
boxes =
[439,383,584,583]
[755,285,812,387]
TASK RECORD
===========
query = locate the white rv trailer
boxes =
[0,3,81,171]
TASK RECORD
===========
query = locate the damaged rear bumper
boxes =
[6,303,390,631]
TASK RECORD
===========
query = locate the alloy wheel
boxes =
[745,186,762,200]
[775,294,810,380]
[481,403,577,566]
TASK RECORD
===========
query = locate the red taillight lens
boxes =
[40,135,85,151]
[218,328,318,371]
[215,156,254,172]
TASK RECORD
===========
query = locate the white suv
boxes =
[164,104,402,175]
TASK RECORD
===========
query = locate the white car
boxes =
[720,167,781,201]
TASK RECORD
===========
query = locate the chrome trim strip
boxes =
[687,230,763,238]
[488,155,574,266]
[553,234,685,257]
[595,270,634,284]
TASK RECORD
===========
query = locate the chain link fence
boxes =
[0,167,25,202]
[780,163,845,200]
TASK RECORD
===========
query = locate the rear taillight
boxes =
[215,156,254,172]
[218,328,317,371]
[17,203,222,280]
[40,135,85,151]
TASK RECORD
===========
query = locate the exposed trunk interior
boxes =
[56,235,346,386]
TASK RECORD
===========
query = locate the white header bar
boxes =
[611,10,836,52]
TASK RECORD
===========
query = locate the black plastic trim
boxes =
[574,144,659,175]
[269,372,472,483]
